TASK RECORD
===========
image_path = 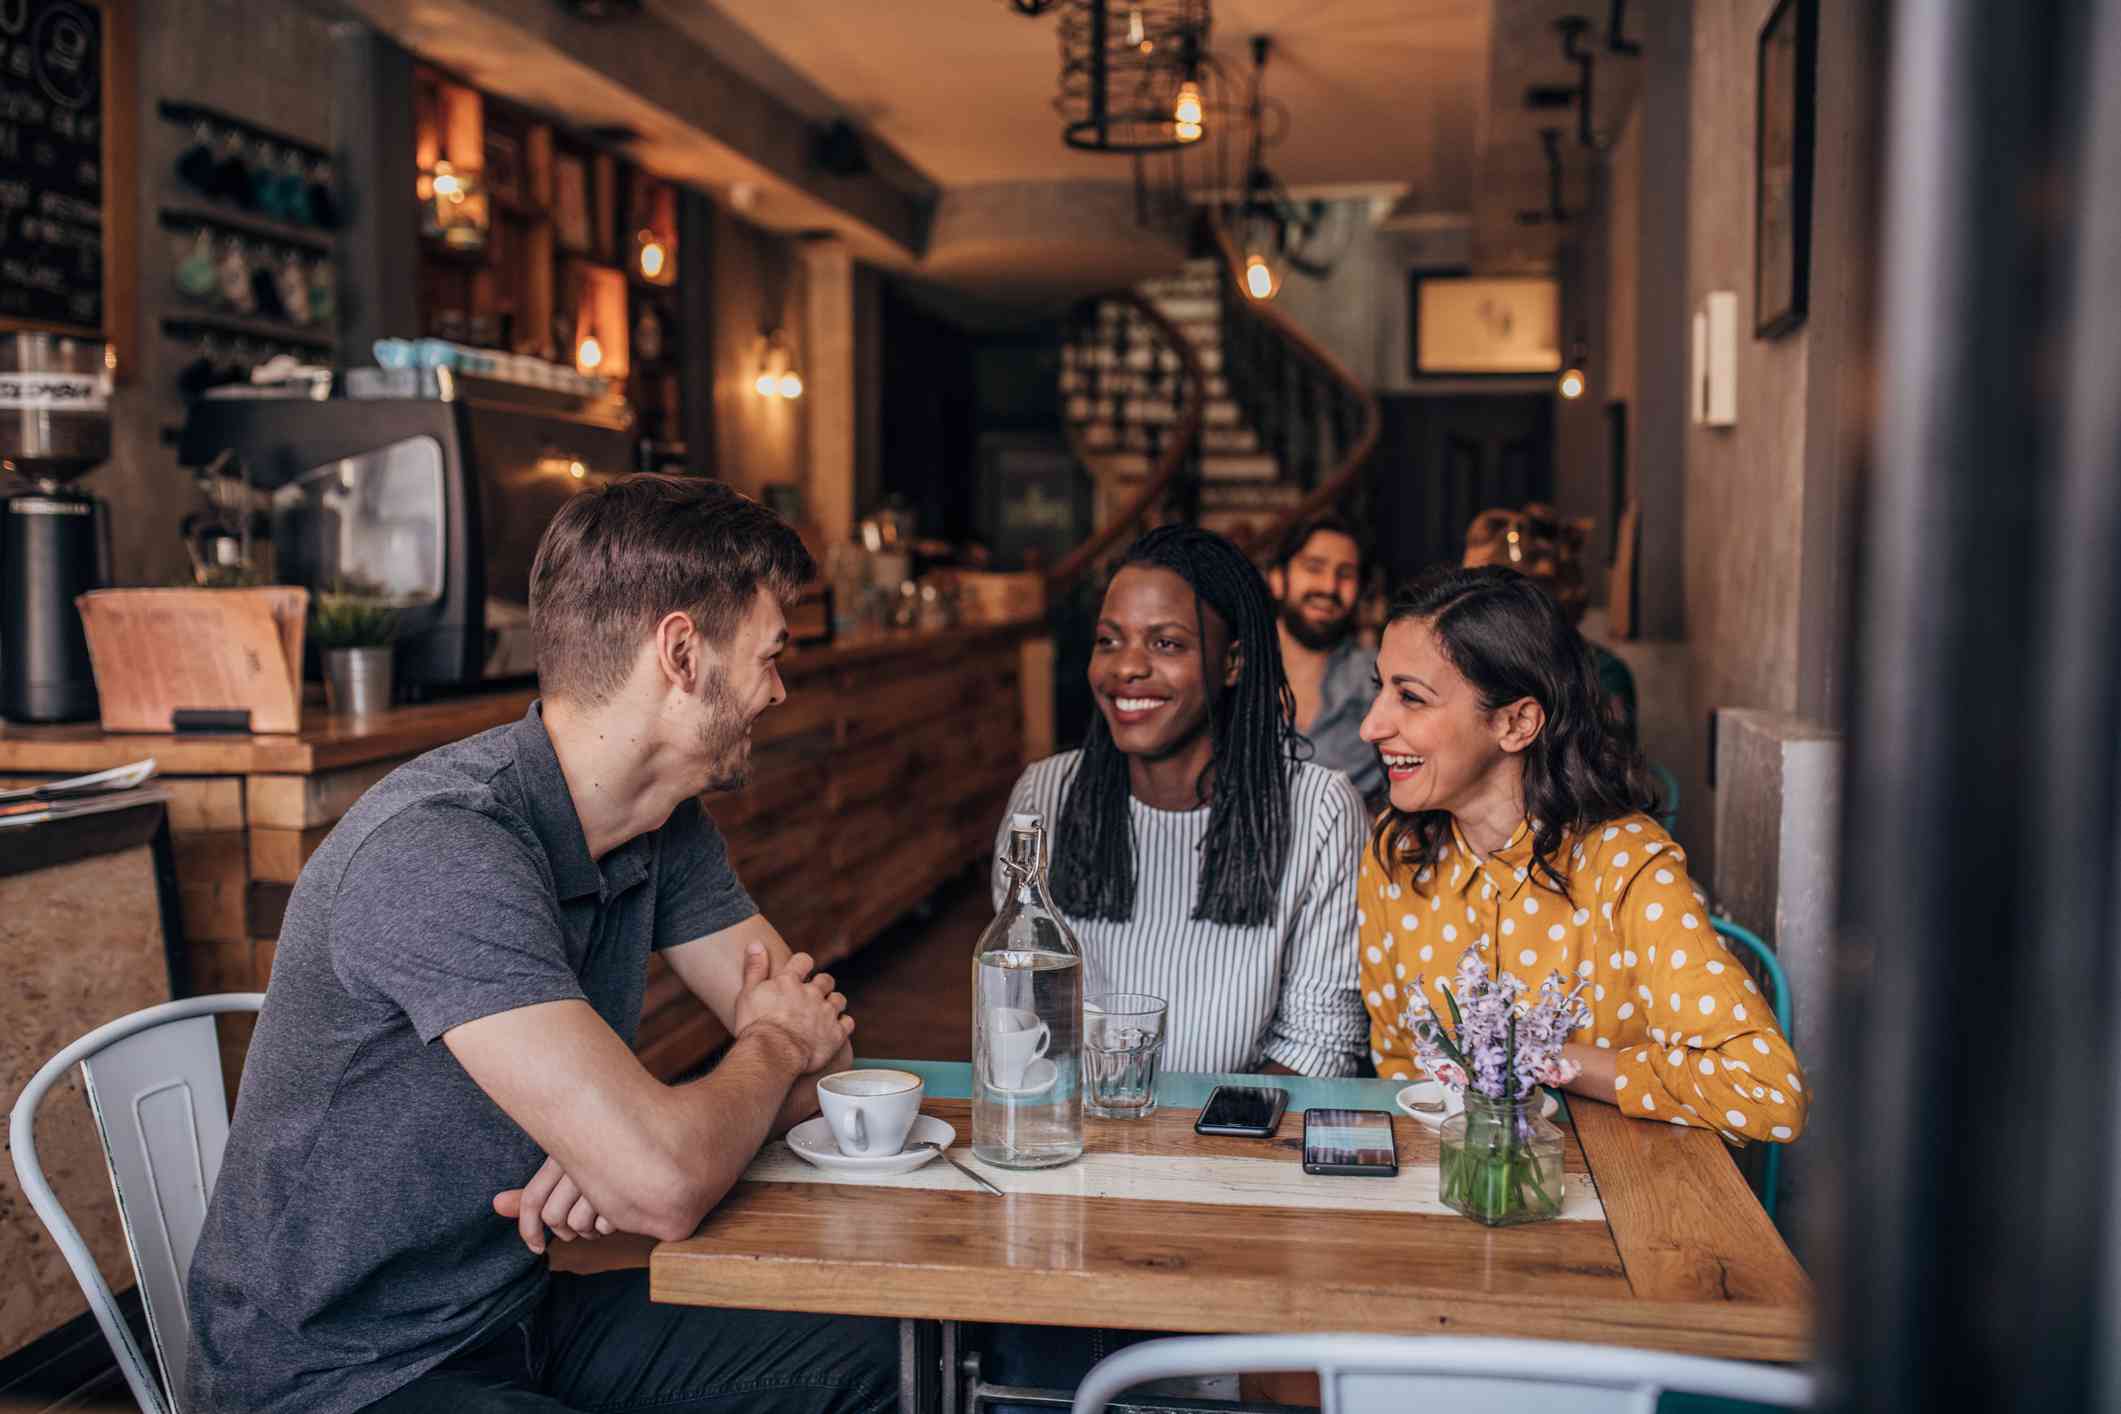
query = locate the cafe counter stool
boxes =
[1071,1334,1814,1414]
[9,993,265,1414]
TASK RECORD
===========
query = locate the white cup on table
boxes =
[816,1068,925,1156]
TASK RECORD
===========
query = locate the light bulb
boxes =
[778,371,804,399]
[577,335,603,371]
[638,236,667,280]
[755,372,779,397]
[1558,367,1586,399]
[432,161,464,202]
[567,459,587,480]
[1244,254,1276,300]
[1173,81,1203,142]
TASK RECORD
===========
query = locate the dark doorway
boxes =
[1369,393,1556,591]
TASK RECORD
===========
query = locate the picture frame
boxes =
[1407,271,1561,377]
[553,151,592,254]
[1754,0,1817,338]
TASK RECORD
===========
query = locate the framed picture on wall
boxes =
[1755,0,1818,338]
[1408,272,1562,377]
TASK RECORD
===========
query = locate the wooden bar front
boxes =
[0,620,1053,1085]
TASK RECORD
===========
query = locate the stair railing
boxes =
[1208,226,1383,558]
[1047,288,1208,592]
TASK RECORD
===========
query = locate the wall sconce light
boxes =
[1558,366,1586,399]
[418,159,489,252]
[752,329,802,400]
[577,335,604,375]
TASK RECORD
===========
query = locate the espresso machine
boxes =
[1,333,113,723]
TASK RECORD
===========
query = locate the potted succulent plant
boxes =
[310,582,400,716]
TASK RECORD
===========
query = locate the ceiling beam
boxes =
[331,0,935,263]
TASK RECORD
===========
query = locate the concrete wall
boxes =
[1671,0,1880,877]
[708,205,808,503]
[1265,205,1552,398]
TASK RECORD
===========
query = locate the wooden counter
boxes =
[0,619,1054,1089]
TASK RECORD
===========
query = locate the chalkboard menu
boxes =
[0,0,106,334]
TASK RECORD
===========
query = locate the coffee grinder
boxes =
[1,333,114,723]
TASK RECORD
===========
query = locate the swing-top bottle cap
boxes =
[1010,812,1042,831]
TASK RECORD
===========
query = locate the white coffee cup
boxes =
[816,1069,925,1157]
[985,1007,1051,1090]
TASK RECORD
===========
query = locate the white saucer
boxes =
[1394,1082,1560,1130]
[785,1114,957,1175]
[987,1057,1059,1095]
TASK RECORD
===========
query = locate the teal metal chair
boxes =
[1650,763,1680,834]
[1709,916,1793,1225]
[1072,1334,1815,1414]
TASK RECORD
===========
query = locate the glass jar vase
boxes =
[1438,1091,1565,1227]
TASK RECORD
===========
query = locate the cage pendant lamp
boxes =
[1056,0,1211,153]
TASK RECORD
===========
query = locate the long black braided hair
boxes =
[1050,525,1301,927]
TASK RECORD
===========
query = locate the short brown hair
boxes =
[528,473,816,704]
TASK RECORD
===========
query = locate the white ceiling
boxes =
[665,0,1490,211]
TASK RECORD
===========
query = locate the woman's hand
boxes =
[1557,1041,1619,1106]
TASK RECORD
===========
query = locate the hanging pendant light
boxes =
[1054,0,1212,153]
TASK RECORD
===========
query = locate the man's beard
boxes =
[1279,595,1353,653]
[696,667,754,794]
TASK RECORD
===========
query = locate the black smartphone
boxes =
[1193,1084,1289,1137]
[1301,1107,1400,1177]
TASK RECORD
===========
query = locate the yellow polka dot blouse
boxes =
[1358,812,1808,1144]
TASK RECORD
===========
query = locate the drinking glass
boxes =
[1082,993,1167,1119]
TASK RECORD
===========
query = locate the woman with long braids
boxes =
[994,525,1368,1077]
[1357,565,1808,1141]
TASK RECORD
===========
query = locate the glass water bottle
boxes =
[971,812,1084,1168]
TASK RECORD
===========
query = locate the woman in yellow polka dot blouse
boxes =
[1352,566,1807,1145]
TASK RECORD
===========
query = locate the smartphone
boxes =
[1301,1107,1400,1177]
[1194,1084,1289,1137]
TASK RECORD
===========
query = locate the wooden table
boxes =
[650,1066,1811,1410]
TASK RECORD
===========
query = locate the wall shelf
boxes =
[160,313,336,352]
[159,204,336,254]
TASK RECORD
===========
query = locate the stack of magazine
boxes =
[0,760,168,830]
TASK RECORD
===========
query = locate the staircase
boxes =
[1056,247,1380,583]
[1062,258,1301,550]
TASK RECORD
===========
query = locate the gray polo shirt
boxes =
[1301,639,1383,804]
[186,703,756,1414]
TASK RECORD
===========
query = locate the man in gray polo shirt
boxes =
[187,475,896,1413]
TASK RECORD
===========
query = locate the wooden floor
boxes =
[823,864,987,1063]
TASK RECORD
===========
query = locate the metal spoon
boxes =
[911,1142,1005,1195]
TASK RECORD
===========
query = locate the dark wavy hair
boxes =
[1369,565,1660,898]
[1051,525,1299,927]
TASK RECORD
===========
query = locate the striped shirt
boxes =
[993,751,1368,1077]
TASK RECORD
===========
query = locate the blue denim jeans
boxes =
[362,1269,898,1413]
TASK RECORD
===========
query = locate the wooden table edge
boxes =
[646,1246,1812,1363]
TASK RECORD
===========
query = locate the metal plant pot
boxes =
[323,646,393,716]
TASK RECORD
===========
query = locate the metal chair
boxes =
[1650,762,1680,833]
[9,993,265,1414]
[1710,917,1794,1224]
[1071,1333,1814,1414]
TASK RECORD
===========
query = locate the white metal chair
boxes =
[1070,1334,1814,1414]
[9,993,265,1414]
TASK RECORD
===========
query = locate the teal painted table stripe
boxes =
[864,1058,1573,1124]
[863,1058,1406,1111]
